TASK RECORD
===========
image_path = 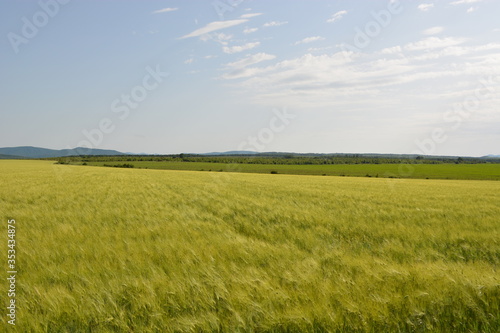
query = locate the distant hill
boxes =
[200,152,464,159]
[203,151,259,156]
[2,146,498,160]
[0,146,127,159]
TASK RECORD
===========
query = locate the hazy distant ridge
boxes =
[0,146,126,159]
[0,146,498,159]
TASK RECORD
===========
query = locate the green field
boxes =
[1,160,499,332]
[85,160,500,180]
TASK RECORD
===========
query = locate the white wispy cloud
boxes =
[240,13,262,18]
[450,0,482,5]
[180,19,248,39]
[152,7,178,14]
[467,6,478,12]
[327,10,347,23]
[222,42,260,54]
[404,37,466,51]
[307,46,334,53]
[380,45,403,54]
[422,26,444,35]
[200,33,233,46]
[294,36,325,45]
[184,58,194,64]
[263,21,288,27]
[222,53,276,79]
[220,37,500,111]
[381,38,500,60]
[418,3,434,11]
[243,27,258,34]
[226,53,276,69]
[222,67,267,80]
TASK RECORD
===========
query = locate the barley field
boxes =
[1,160,499,332]
[85,160,500,180]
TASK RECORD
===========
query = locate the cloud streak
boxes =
[327,10,347,23]
[223,42,260,54]
[243,27,258,34]
[225,53,276,69]
[418,3,434,11]
[152,7,178,14]
[180,19,248,39]
[294,36,325,45]
[422,26,444,35]
[404,37,466,51]
[240,13,262,18]
[220,37,500,112]
[450,0,482,5]
[263,21,288,27]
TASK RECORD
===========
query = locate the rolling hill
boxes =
[0,146,126,159]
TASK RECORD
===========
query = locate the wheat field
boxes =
[0,160,499,332]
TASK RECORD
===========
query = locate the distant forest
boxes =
[53,153,500,165]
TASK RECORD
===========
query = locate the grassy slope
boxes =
[86,161,500,180]
[1,160,499,332]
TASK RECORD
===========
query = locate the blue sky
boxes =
[1,0,499,156]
